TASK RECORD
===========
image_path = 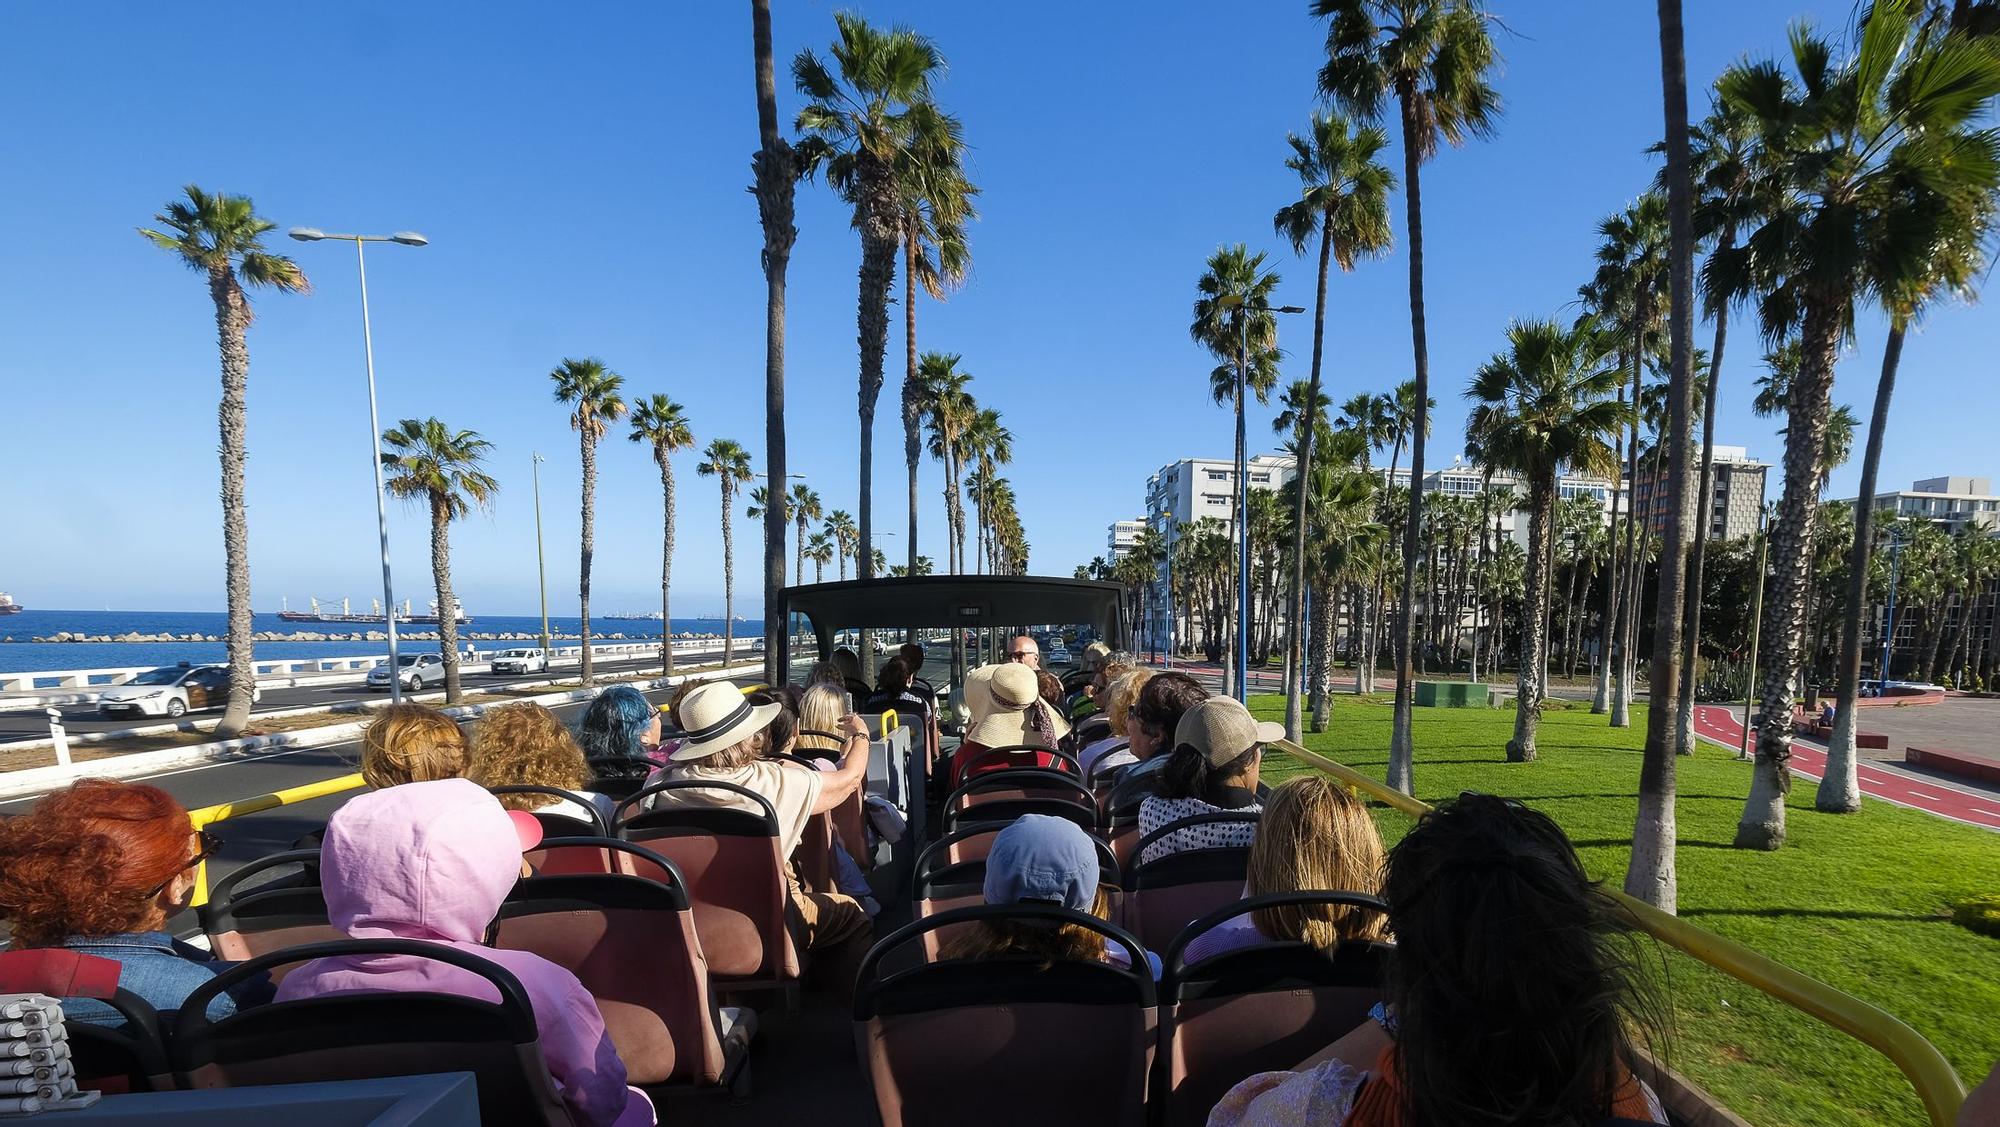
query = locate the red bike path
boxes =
[1692,705,2000,831]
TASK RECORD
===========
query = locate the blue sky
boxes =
[4,1,1995,616]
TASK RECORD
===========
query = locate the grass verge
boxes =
[1249,692,1999,1127]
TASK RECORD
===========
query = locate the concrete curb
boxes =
[0,661,765,801]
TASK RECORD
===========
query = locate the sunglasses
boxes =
[1008,649,1037,659]
[151,828,223,897]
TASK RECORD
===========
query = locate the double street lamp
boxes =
[288,228,428,703]
[1213,294,1306,702]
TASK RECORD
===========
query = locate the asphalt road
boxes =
[0,648,738,746]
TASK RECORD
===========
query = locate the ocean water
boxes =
[0,609,765,676]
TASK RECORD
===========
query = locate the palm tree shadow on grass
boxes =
[1679,907,1952,924]
[1567,838,1740,851]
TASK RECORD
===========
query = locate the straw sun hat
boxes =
[965,663,1071,749]
[669,682,781,762]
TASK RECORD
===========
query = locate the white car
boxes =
[98,664,261,719]
[490,648,550,675]
[367,653,447,692]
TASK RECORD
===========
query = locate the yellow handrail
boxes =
[185,772,368,907]
[1275,739,1969,1127]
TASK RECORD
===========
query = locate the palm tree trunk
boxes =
[579,427,597,687]
[1595,357,1630,714]
[661,460,678,676]
[1612,327,1645,728]
[795,513,807,587]
[1387,84,1429,796]
[430,494,463,705]
[1737,296,1846,850]
[753,0,796,685]
[855,175,896,591]
[902,220,924,578]
[1820,323,1903,813]
[1311,574,1335,732]
[1512,476,1554,761]
[1676,236,1733,758]
[721,483,737,664]
[1471,473,1494,682]
[1227,338,1247,701]
[208,267,256,738]
[1631,5,1692,911]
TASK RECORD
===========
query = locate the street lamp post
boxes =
[289,227,427,704]
[1879,526,1906,688]
[1164,511,1175,670]
[1216,294,1305,702]
[532,453,551,657]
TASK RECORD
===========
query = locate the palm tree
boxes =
[795,13,953,586]
[825,510,859,580]
[1711,0,2000,849]
[629,395,696,676]
[1273,111,1396,740]
[962,407,1013,575]
[751,0,800,685]
[1383,378,1433,484]
[1819,24,2000,813]
[918,353,975,571]
[807,531,836,583]
[139,187,309,738]
[1316,0,1502,794]
[550,358,627,687]
[788,483,823,586]
[1629,0,1700,913]
[896,124,977,578]
[1191,243,1283,698]
[697,439,754,664]
[380,419,498,705]
[1466,320,1624,763]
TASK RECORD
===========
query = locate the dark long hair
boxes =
[1385,793,1667,1126]
[1158,743,1258,803]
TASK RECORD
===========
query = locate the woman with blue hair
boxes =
[576,684,662,773]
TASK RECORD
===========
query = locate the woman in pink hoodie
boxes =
[276,778,652,1127]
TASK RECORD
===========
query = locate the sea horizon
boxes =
[0,608,768,676]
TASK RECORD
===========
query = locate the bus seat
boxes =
[486,784,612,838]
[0,949,172,1094]
[494,842,755,1094]
[614,781,800,989]
[1125,814,1260,951]
[950,743,1081,789]
[942,768,1097,834]
[583,757,652,803]
[198,849,340,976]
[171,938,576,1126]
[1158,892,1391,1126]
[854,904,1156,1127]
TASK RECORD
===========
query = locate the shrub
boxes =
[1953,894,2000,939]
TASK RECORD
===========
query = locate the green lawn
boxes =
[1248,693,2000,1127]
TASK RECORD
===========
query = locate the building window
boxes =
[1251,473,1271,484]
[1206,470,1229,482]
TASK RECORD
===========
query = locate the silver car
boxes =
[490,648,550,675]
[366,652,447,692]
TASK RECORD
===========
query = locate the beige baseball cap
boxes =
[1173,696,1284,767]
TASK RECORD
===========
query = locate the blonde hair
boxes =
[468,703,589,809]
[795,682,850,756]
[1106,669,1155,737]
[700,726,768,770]
[1247,776,1388,946]
[361,704,470,789]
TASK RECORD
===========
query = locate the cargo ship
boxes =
[0,592,21,616]
[278,596,470,625]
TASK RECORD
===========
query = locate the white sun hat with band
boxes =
[670,682,781,762]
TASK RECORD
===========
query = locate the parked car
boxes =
[367,652,447,692]
[489,648,549,675]
[98,663,261,719]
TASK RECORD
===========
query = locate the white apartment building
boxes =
[1107,519,1145,561]
[1843,475,2000,536]
[1141,454,1298,649]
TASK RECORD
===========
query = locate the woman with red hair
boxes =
[0,778,269,1025]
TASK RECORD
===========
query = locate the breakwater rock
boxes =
[11,630,728,645]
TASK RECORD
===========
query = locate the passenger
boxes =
[276,780,651,1126]
[468,702,619,825]
[1209,793,1669,1127]
[865,657,930,723]
[795,682,852,759]
[1073,659,1133,741]
[831,646,865,685]
[1105,672,1209,817]
[1181,776,1387,964]
[652,676,712,762]
[897,642,929,688]
[0,779,272,1026]
[359,703,470,789]
[949,662,1072,783]
[939,814,1160,978]
[648,682,875,1002]
[1005,634,1041,669]
[1081,668,1154,780]
[575,684,662,774]
[755,690,880,917]
[1036,668,1065,711]
[1136,696,1268,865]
[806,659,845,687]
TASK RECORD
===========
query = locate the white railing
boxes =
[0,637,729,694]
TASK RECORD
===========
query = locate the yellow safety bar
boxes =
[184,773,369,908]
[1277,739,1969,1126]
